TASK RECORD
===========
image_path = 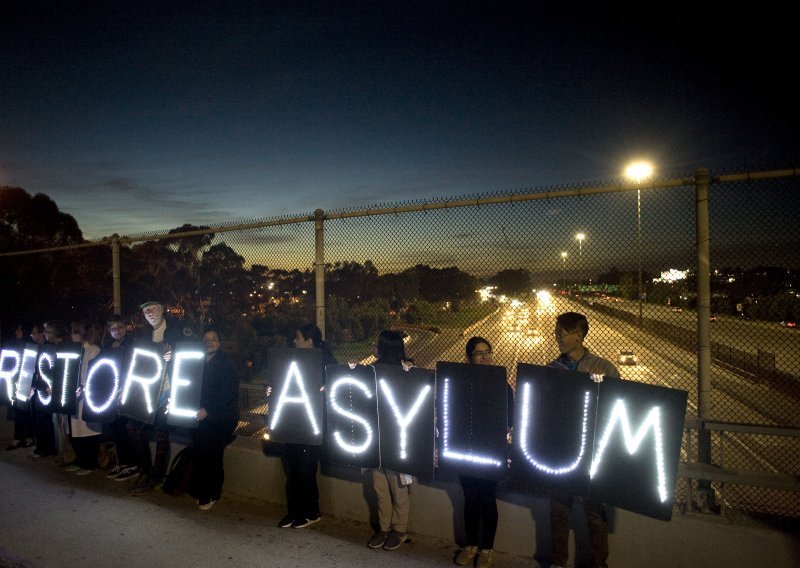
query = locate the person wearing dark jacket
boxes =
[128,299,198,496]
[189,327,240,510]
[276,323,337,529]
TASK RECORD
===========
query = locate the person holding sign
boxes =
[366,329,415,551]
[66,320,103,475]
[188,327,240,511]
[276,323,337,528]
[29,321,64,461]
[128,299,197,496]
[547,312,618,568]
[5,322,38,451]
[454,336,513,568]
[102,315,140,481]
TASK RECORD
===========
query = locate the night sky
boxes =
[2,2,796,240]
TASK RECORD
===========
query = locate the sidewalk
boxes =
[0,447,532,568]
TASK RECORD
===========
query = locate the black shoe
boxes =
[278,515,294,528]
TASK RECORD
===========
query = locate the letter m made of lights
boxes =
[590,399,668,503]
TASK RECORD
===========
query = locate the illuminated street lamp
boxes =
[560,251,568,291]
[625,160,654,324]
[575,232,585,292]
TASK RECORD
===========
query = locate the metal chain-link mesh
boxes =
[1,169,798,517]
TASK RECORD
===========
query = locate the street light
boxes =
[624,160,654,325]
[575,232,585,292]
[560,251,568,291]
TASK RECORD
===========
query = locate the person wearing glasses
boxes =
[547,312,619,568]
[454,336,514,568]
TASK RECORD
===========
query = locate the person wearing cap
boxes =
[127,299,198,496]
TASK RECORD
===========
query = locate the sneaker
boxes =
[383,530,407,551]
[198,499,217,511]
[292,515,321,528]
[476,549,494,568]
[64,464,81,472]
[278,515,295,528]
[129,476,162,496]
[455,545,478,565]
[106,464,125,479]
[115,466,140,481]
[367,531,389,549]
[29,452,52,461]
[75,468,94,476]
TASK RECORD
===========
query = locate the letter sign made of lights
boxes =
[267,347,324,445]
[35,344,57,410]
[51,343,82,415]
[324,363,381,469]
[118,343,166,425]
[435,361,509,481]
[588,377,687,521]
[511,363,598,497]
[166,341,206,429]
[375,364,436,481]
[81,348,125,423]
[0,342,23,405]
[14,342,40,411]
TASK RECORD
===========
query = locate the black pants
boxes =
[109,415,136,466]
[284,443,322,520]
[459,475,499,549]
[71,434,101,470]
[12,405,35,443]
[32,407,56,456]
[127,417,171,480]
[189,421,235,502]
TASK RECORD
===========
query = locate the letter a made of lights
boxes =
[519,382,591,475]
[84,358,120,414]
[120,347,164,415]
[378,378,431,460]
[329,376,374,454]
[269,360,321,436]
[441,378,503,467]
[590,399,668,502]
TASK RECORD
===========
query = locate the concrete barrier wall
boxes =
[224,437,799,567]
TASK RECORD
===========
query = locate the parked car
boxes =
[618,349,637,365]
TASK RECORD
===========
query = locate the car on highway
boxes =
[671,307,683,313]
[617,349,637,365]
[780,320,797,328]
[709,314,718,323]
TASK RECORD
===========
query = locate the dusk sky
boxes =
[2,2,796,240]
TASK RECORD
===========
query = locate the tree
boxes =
[490,268,531,296]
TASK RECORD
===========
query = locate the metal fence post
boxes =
[314,209,326,338]
[695,168,713,468]
[111,234,122,315]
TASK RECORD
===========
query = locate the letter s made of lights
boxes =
[329,376,374,454]
[37,352,55,406]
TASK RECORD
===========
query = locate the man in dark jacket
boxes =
[128,299,197,496]
[188,327,240,510]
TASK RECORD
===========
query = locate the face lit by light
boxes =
[293,330,313,349]
[204,331,220,355]
[469,342,493,365]
[142,304,165,328]
[108,322,126,341]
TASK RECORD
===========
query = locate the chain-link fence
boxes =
[1,167,798,518]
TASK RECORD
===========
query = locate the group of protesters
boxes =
[3,299,240,511]
[4,307,618,568]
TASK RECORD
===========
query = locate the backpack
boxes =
[162,446,193,496]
